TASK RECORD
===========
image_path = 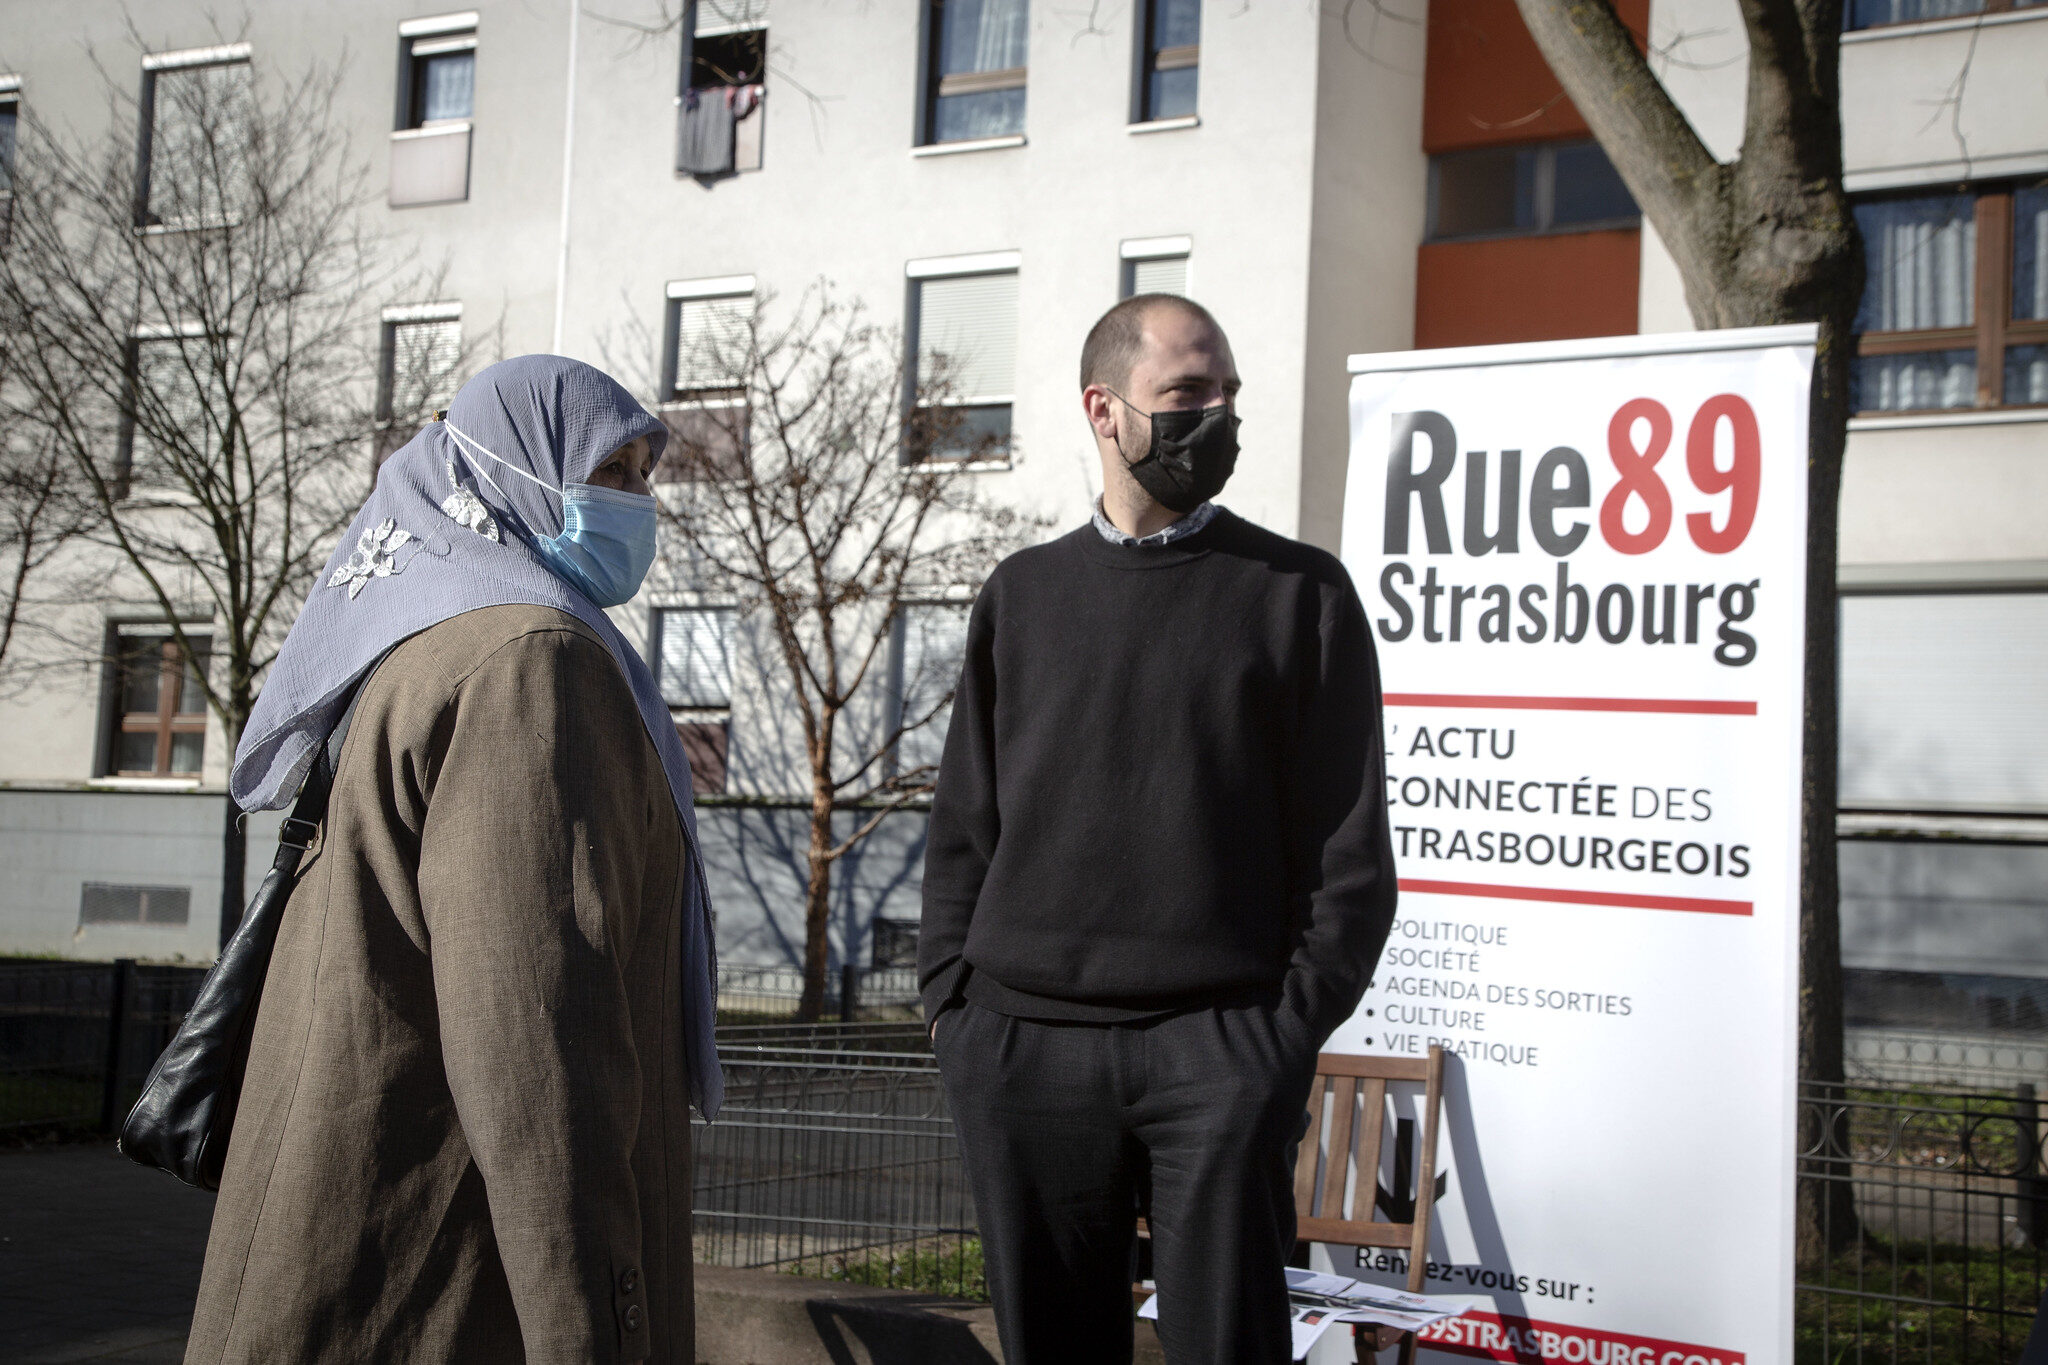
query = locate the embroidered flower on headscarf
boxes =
[441,487,499,541]
[438,458,500,541]
[328,518,417,598]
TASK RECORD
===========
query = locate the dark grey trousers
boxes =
[934,1000,1318,1365]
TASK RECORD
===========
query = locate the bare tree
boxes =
[0,43,471,944]
[0,344,101,689]
[1483,0,1864,1260]
[653,284,1048,1021]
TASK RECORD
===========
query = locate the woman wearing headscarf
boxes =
[185,356,721,1364]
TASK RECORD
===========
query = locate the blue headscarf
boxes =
[233,354,722,1118]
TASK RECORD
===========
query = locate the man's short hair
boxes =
[1079,294,1221,392]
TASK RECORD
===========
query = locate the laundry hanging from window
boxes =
[677,83,764,176]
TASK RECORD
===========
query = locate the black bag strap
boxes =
[270,657,385,873]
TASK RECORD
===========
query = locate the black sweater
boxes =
[917,509,1398,1043]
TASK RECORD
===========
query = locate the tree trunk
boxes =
[217,710,248,950]
[797,726,837,1023]
[218,794,247,950]
[1795,313,1861,1265]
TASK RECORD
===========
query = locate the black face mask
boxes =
[1107,391,1240,515]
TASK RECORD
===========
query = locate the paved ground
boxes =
[0,1141,213,1364]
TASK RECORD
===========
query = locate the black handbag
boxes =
[118,671,375,1189]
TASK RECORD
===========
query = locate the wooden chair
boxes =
[1297,1046,1446,1363]
[1133,1045,1447,1362]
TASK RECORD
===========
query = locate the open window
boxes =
[390,13,476,206]
[678,1,767,176]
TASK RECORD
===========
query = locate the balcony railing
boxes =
[388,122,471,207]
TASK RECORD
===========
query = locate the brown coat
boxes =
[187,604,695,1364]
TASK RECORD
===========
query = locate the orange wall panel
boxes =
[1414,230,1642,350]
[1425,0,1650,154]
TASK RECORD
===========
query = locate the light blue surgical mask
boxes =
[533,482,658,607]
[444,420,659,608]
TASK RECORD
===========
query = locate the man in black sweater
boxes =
[919,294,1398,1364]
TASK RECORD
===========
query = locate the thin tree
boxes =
[1475,0,1864,1260]
[653,284,1047,1021]
[0,45,469,944]
[0,363,100,690]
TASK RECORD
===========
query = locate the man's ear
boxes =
[1082,386,1119,442]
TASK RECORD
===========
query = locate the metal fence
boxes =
[1798,1080,2047,1363]
[693,1028,983,1298]
[714,963,921,1022]
[0,958,206,1132]
[8,957,2046,1354]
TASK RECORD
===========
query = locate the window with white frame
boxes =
[1135,0,1199,123]
[909,259,1018,462]
[655,605,736,794]
[922,0,1029,145]
[1121,236,1191,298]
[377,303,462,466]
[890,601,970,777]
[138,47,253,228]
[657,278,754,482]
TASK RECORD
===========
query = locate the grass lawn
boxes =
[1796,1235,2042,1364]
[783,1238,988,1301]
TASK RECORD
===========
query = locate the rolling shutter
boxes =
[673,294,754,394]
[1839,592,2048,811]
[1130,255,1188,297]
[917,272,1017,404]
[659,607,735,708]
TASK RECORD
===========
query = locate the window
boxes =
[1121,236,1191,298]
[403,29,474,127]
[1,86,17,245]
[119,329,217,498]
[102,629,210,778]
[923,0,1029,144]
[655,606,735,794]
[1845,0,2047,32]
[1,88,16,194]
[1840,592,2048,812]
[909,262,1018,461]
[889,601,970,776]
[657,279,753,481]
[871,916,920,968]
[1427,139,1638,241]
[679,2,767,175]
[375,304,462,467]
[1851,184,2048,412]
[137,48,253,228]
[80,883,192,928]
[391,15,476,206]
[1135,0,1199,123]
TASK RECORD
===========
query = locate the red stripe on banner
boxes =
[1416,1309,1746,1364]
[1384,693,1757,716]
[1400,878,1753,917]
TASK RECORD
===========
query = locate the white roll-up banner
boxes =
[1326,325,1816,1365]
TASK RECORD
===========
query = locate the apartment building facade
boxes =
[0,0,2042,1087]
